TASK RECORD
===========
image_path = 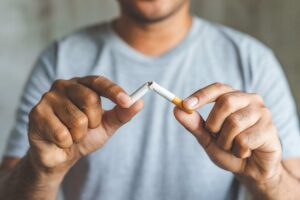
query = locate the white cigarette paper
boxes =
[130,81,193,114]
[130,82,151,103]
[148,81,176,102]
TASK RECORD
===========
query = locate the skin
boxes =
[0,0,300,199]
[0,76,144,199]
[115,0,192,56]
[174,83,300,199]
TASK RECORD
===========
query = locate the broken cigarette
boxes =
[130,82,151,103]
[130,81,193,114]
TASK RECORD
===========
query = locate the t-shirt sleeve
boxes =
[251,50,300,160]
[3,44,57,158]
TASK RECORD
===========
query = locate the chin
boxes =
[118,0,188,23]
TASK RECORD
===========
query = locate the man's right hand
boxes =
[27,76,143,177]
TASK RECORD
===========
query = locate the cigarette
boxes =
[149,81,193,114]
[130,82,151,103]
[130,81,193,114]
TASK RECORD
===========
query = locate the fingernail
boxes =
[117,92,132,107]
[185,97,199,109]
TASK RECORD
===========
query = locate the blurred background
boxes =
[0,0,299,158]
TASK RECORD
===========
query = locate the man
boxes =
[0,0,300,199]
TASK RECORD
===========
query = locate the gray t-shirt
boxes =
[4,17,300,200]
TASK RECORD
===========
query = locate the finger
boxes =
[234,117,279,153]
[173,107,245,173]
[78,76,132,108]
[66,82,102,129]
[217,105,262,151]
[183,82,235,110]
[29,104,73,149]
[173,107,212,148]
[232,140,252,159]
[102,99,144,135]
[47,93,89,143]
[205,92,252,133]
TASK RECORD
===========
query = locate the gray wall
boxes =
[0,0,299,157]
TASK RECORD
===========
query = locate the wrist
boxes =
[255,164,284,193]
[237,163,284,199]
[26,151,67,186]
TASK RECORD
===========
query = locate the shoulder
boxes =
[195,17,273,59]
[194,17,279,89]
[57,21,110,55]
[40,21,110,61]
[197,17,269,52]
[43,21,112,77]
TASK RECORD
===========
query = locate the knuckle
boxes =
[219,95,234,110]
[92,76,105,86]
[70,77,80,81]
[194,90,208,100]
[223,83,233,89]
[107,84,120,97]
[265,122,276,133]
[53,126,70,143]
[213,82,232,91]
[52,79,67,90]
[41,92,56,102]
[116,114,128,125]
[235,135,248,147]
[84,92,99,106]
[201,91,208,99]
[251,93,264,104]
[213,82,224,89]
[29,104,44,120]
[71,130,87,143]
[29,106,39,118]
[270,124,278,134]
[71,114,88,128]
[66,82,79,91]
[227,115,240,129]
[261,107,272,119]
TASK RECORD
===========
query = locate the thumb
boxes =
[173,107,212,148]
[173,107,244,173]
[102,99,144,135]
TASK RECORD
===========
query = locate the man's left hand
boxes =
[174,82,283,185]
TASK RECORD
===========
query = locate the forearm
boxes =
[240,164,300,200]
[0,154,63,200]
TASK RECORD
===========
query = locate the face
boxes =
[117,0,189,23]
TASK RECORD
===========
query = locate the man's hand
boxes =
[174,83,283,186]
[28,76,143,177]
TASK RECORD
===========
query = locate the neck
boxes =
[114,3,192,57]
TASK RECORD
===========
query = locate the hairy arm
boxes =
[0,156,64,200]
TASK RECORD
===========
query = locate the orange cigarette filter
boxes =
[172,96,193,114]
